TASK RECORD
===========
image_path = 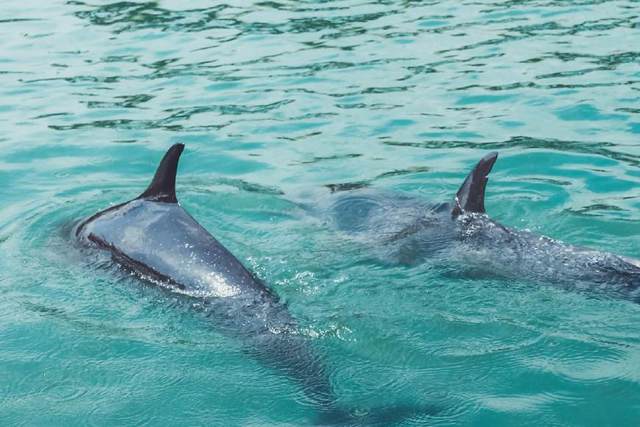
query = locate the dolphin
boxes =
[76,144,435,425]
[327,152,640,302]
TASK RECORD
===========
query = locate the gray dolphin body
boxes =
[76,144,337,410]
[76,144,432,425]
[329,152,640,302]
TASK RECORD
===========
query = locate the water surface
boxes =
[1,0,640,425]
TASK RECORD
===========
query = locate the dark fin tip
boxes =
[452,151,498,217]
[138,143,185,203]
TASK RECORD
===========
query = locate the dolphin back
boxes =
[76,143,274,299]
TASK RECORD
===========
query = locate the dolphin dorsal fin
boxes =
[138,143,184,203]
[452,152,498,217]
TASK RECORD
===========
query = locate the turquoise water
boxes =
[1,0,640,425]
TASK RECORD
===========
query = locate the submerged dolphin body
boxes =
[329,152,640,302]
[76,144,433,425]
